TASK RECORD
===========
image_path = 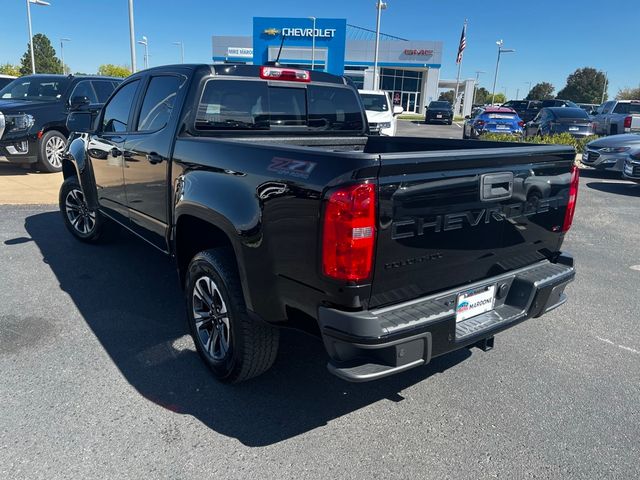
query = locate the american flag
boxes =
[456,23,467,64]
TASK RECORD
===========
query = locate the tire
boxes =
[59,176,105,243]
[185,248,279,383]
[448,120,453,126]
[38,130,67,173]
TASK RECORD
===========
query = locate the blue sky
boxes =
[1,0,638,98]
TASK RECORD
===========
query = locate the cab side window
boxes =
[92,80,118,103]
[70,80,98,104]
[102,80,140,133]
[136,76,184,132]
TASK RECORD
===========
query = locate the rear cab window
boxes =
[613,102,640,115]
[195,79,364,133]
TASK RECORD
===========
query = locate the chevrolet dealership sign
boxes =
[263,27,337,38]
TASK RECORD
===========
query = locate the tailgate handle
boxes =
[480,172,513,201]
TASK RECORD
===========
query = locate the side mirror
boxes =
[66,111,94,133]
[393,105,404,115]
[464,115,471,119]
[70,95,90,111]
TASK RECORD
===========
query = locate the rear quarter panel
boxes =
[171,137,380,321]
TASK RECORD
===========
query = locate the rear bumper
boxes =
[425,114,452,123]
[319,255,575,382]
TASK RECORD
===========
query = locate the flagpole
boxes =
[453,19,467,117]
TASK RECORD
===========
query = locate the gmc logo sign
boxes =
[403,49,434,56]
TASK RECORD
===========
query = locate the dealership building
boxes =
[212,17,474,115]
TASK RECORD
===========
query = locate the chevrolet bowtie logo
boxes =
[263,28,280,36]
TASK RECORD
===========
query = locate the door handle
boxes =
[146,153,163,164]
[110,147,122,157]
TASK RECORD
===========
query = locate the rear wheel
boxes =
[186,248,279,383]
[37,130,67,173]
[59,176,105,243]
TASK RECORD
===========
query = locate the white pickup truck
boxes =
[593,99,640,136]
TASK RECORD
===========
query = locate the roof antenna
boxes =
[271,32,287,66]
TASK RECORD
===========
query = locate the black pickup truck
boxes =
[60,64,578,383]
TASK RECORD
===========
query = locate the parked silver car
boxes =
[582,133,640,172]
[622,149,640,182]
[592,100,640,136]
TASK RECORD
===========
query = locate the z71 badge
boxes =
[268,157,317,179]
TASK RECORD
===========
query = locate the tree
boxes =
[19,33,63,75]
[0,63,20,76]
[556,67,607,103]
[491,93,506,104]
[97,64,131,78]
[438,90,454,103]
[616,85,640,100]
[526,82,555,100]
[473,87,491,105]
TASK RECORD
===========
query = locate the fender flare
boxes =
[63,135,99,210]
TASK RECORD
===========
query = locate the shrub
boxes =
[479,132,598,152]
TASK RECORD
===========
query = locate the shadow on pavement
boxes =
[0,165,31,176]
[586,181,639,197]
[22,211,471,447]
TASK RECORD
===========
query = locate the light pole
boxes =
[173,41,184,63]
[601,71,608,103]
[26,0,50,75]
[138,36,148,69]
[472,70,485,106]
[491,40,515,105]
[515,88,519,100]
[309,17,316,70]
[60,37,70,74]
[502,85,507,100]
[128,0,137,73]
[373,1,387,90]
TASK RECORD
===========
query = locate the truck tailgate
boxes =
[370,145,576,308]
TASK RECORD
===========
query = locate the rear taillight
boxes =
[624,116,632,129]
[562,164,579,232]
[475,120,485,127]
[518,121,525,127]
[259,66,311,82]
[322,183,376,282]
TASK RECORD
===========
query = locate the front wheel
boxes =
[59,176,105,243]
[38,130,67,173]
[186,248,279,383]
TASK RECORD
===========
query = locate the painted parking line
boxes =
[454,122,463,129]
[595,336,640,355]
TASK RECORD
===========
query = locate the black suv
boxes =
[425,100,453,125]
[0,74,121,172]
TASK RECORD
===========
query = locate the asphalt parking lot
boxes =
[1,123,639,479]
[398,118,464,138]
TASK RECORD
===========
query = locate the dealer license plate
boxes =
[569,126,579,131]
[437,114,443,118]
[455,285,496,323]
